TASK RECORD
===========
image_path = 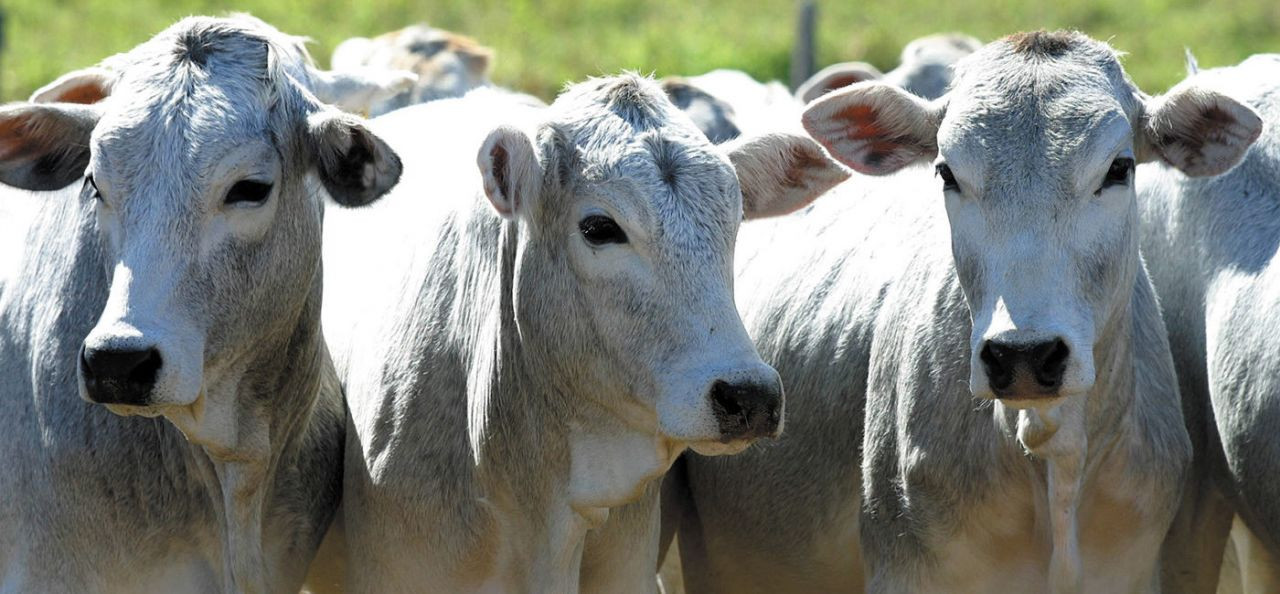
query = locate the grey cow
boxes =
[0,16,405,593]
[671,31,1259,593]
[1137,55,1280,594]
[318,75,848,592]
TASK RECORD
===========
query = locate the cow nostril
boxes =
[710,380,744,418]
[130,348,162,386]
[1033,339,1070,388]
[980,342,1014,390]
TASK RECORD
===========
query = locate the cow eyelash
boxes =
[85,175,102,201]
[1098,157,1135,194]
[935,163,959,192]
[578,215,628,246]
[225,180,274,206]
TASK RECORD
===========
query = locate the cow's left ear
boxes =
[31,67,115,104]
[309,67,418,115]
[307,110,402,206]
[0,103,100,191]
[1140,84,1262,177]
[795,61,883,105]
[725,132,850,220]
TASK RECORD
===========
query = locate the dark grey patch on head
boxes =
[406,39,448,58]
[1005,30,1080,58]
[175,27,220,67]
[602,77,663,130]
[645,135,685,188]
[537,123,577,191]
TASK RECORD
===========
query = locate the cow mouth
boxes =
[688,439,754,456]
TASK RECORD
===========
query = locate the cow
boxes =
[670,31,1259,593]
[318,74,849,593]
[796,33,982,104]
[331,23,495,116]
[661,70,801,144]
[1135,54,1278,594]
[0,15,405,593]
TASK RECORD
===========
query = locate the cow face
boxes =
[476,75,848,453]
[803,31,1260,408]
[0,17,402,439]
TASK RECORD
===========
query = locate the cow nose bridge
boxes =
[979,337,1071,397]
[79,343,163,406]
[707,366,784,441]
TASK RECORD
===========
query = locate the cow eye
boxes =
[85,175,102,201]
[578,215,628,246]
[225,180,273,206]
[935,163,959,192]
[1099,157,1134,192]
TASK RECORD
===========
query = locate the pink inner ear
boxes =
[827,104,912,171]
[55,84,109,105]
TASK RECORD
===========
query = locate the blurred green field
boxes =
[1,0,1278,102]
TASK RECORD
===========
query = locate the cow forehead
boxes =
[91,18,308,185]
[941,33,1140,173]
[549,75,741,234]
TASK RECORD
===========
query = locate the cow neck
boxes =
[470,218,676,591]
[1002,270,1138,594]
[179,265,333,594]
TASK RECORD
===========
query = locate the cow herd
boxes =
[0,12,1278,594]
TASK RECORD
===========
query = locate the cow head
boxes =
[477,75,848,453]
[803,31,1260,409]
[0,16,404,443]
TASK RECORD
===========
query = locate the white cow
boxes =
[319,75,848,593]
[661,69,802,143]
[1135,54,1280,594]
[0,15,405,593]
[671,31,1259,593]
[796,33,983,103]
[331,23,496,116]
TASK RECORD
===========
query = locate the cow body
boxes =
[676,31,1260,594]
[0,16,405,593]
[321,78,846,593]
[1136,54,1280,593]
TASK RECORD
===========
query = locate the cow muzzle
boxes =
[708,376,783,441]
[979,336,1071,401]
[79,343,163,406]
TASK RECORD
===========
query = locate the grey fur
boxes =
[321,74,845,592]
[0,15,401,593]
[1137,54,1280,592]
[677,32,1195,593]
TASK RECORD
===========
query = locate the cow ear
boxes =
[307,110,402,207]
[30,67,115,104]
[796,62,884,104]
[477,125,543,219]
[0,103,100,191]
[726,132,849,220]
[309,67,418,115]
[1140,84,1262,177]
[802,82,941,176]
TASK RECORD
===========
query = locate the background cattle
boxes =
[331,23,495,116]
[1136,54,1280,594]
[667,31,1258,593]
[0,15,404,593]
[795,32,982,103]
[319,74,846,592]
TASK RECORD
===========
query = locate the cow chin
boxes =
[688,439,754,456]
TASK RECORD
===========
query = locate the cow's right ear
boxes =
[477,125,543,219]
[802,81,942,176]
[30,67,115,104]
[307,110,402,207]
[0,103,100,191]
[795,61,883,105]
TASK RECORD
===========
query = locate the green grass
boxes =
[2,0,1278,102]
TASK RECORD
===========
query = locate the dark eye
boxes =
[578,215,628,246]
[1099,157,1134,192]
[935,163,959,192]
[225,180,273,206]
[85,175,102,201]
